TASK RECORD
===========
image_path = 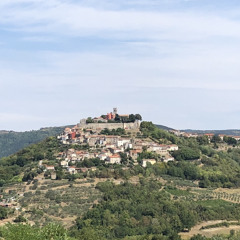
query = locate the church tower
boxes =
[113,108,118,115]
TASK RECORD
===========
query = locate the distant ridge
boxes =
[0,125,74,159]
[155,124,175,131]
[182,129,240,136]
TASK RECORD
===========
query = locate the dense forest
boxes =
[73,181,240,239]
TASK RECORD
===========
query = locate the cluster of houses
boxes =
[44,125,179,175]
[50,126,240,176]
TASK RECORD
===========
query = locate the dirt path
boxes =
[201,225,240,237]
[180,220,240,239]
[0,217,15,226]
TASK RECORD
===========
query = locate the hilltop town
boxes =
[51,110,240,177]
[3,110,240,239]
[51,109,178,176]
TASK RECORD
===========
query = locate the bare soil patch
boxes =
[180,220,240,239]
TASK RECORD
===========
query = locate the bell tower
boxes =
[113,108,118,115]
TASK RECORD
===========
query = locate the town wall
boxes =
[78,120,140,130]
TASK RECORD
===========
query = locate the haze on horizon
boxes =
[1,0,240,131]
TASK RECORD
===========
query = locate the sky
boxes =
[1,0,240,131]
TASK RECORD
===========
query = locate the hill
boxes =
[0,126,73,159]
[155,124,175,131]
[183,129,240,136]
[0,122,171,159]
[2,121,240,239]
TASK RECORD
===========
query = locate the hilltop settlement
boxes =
[3,109,240,239]
[49,109,179,176]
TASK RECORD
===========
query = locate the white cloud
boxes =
[1,0,240,130]
[1,0,240,42]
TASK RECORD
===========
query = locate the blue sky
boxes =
[1,0,240,131]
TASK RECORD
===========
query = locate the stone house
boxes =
[129,149,142,160]
[67,166,77,174]
[106,154,121,164]
[142,159,156,167]
[45,165,55,171]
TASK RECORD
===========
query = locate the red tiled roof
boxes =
[109,154,120,158]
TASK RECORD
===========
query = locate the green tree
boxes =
[114,114,121,122]
[129,114,136,122]
[120,152,128,165]
[0,206,8,220]
[1,224,40,240]
[211,135,221,143]
[172,147,200,161]
[86,117,94,124]
[40,223,69,240]
[13,215,27,223]
[197,136,209,145]
[135,114,142,121]
[22,171,36,182]
[223,136,237,145]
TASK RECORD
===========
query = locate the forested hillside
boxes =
[2,122,240,239]
[0,126,73,158]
